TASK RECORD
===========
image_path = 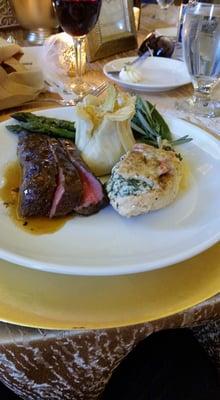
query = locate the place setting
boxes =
[0,0,219,329]
[0,1,220,399]
[0,0,219,303]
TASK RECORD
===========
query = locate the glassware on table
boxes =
[10,0,58,45]
[156,0,174,11]
[177,0,190,44]
[133,0,141,30]
[53,0,102,96]
[180,1,220,117]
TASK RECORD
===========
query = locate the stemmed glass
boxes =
[180,1,220,117]
[53,0,102,96]
[156,0,174,11]
[155,0,174,22]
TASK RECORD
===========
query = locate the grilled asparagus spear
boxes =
[11,112,75,132]
[7,112,75,139]
[7,123,75,139]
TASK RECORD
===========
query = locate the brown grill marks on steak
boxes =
[17,133,108,218]
[48,138,82,217]
[60,139,108,215]
[18,132,58,217]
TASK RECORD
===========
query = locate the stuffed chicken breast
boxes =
[106,143,183,217]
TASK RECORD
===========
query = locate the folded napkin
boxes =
[0,43,44,111]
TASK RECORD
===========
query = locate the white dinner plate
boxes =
[103,57,191,92]
[0,108,219,276]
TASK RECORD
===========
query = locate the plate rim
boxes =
[0,234,219,276]
[0,109,219,276]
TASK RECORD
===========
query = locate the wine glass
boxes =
[53,0,102,96]
[180,1,220,117]
[155,0,174,23]
[156,0,174,11]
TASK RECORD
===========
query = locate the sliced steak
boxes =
[17,132,58,217]
[48,138,82,217]
[18,133,83,218]
[60,139,108,216]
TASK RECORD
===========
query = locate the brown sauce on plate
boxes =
[0,162,70,235]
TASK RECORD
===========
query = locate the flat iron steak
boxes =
[17,133,107,218]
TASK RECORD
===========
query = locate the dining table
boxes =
[0,4,219,400]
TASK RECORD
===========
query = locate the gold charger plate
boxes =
[0,243,219,330]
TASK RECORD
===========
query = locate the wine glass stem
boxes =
[73,35,86,83]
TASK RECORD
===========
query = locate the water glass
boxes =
[181,1,220,117]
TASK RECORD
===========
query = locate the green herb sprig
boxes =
[131,97,192,148]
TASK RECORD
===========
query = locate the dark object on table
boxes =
[17,133,107,218]
[138,32,175,58]
[0,381,20,399]
[101,329,220,400]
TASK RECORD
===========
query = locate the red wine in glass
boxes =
[54,0,102,36]
[53,0,102,94]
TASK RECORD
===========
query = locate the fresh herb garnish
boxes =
[131,97,192,149]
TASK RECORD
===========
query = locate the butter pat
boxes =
[119,65,143,83]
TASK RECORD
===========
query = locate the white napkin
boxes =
[0,43,44,111]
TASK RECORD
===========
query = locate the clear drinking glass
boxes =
[181,1,220,117]
[53,0,102,96]
[156,0,174,11]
